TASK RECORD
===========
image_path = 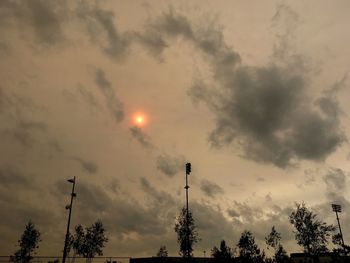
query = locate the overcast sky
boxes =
[1,0,350,258]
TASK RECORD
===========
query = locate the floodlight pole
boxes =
[62,177,76,263]
[332,204,345,249]
[185,163,191,259]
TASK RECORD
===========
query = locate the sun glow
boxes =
[133,113,147,127]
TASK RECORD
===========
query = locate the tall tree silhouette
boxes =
[70,221,108,263]
[211,240,232,263]
[289,202,335,257]
[265,226,288,263]
[237,231,265,263]
[11,221,41,263]
[156,246,168,257]
[174,207,199,257]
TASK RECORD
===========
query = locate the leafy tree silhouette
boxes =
[211,240,232,263]
[237,230,265,263]
[69,221,108,263]
[157,245,168,263]
[289,202,335,259]
[174,207,199,257]
[11,221,41,263]
[265,226,289,263]
[156,246,168,257]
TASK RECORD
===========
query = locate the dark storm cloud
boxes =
[230,201,264,223]
[73,157,98,175]
[0,0,66,45]
[4,120,47,147]
[140,177,177,209]
[156,153,185,177]
[0,166,59,253]
[323,168,346,192]
[77,85,100,108]
[95,69,124,122]
[78,4,130,59]
[130,126,154,149]
[140,9,345,167]
[0,87,50,148]
[200,179,224,198]
[55,180,168,236]
[138,9,241,67]
[1,1,130,59]
[227,202,295,243]
[190,202,236,248]
[0,166,30,188]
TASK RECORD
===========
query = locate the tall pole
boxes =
[62,177,76,263]
[185,163,191,259]
[335,210,345,248]
[332,204,345,249]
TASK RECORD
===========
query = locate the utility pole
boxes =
[331,204,345,249]
[185,163,191,259]
[62,177,77,263]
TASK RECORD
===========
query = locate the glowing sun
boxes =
[133,113,147,126]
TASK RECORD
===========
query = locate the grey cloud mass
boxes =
[130,126,154,149]
[0,0,66,45]
[95,69,124,122]
[78,4,130,59]
[0,1,130,59]
[156,153,185,177]
[0,87,49,148]
[139,9,345,167]
[73,157,98,175]
[1,0,350,258]
[200,179,224,198]
[323,168,348,202]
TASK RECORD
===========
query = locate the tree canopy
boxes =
[11,221,41,263]
[265,226,288,263]
[237,230,265,263]
[69,221,108,263]
[174,207,199,257]
[211,240,233,262]
[289,202,335,256]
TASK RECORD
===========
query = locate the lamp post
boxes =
[331,204,345,249]
[185,163,191,259]
[62,177,77,263]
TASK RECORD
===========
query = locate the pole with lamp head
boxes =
[331,204,345,249]
[185,163,191,259]
[62,177,77,263]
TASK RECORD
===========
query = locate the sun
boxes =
[136,116,144,124]
[133,113,147,127]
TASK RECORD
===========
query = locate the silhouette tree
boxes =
[156,245,168,257]
[211,240,232,262]
[11,221,41,263]
[157,245,168,263]
[71,221,108,263]
[289,202,335,257]
[174,207,199,257]
[237,231,264,263]
[265,226,288,263]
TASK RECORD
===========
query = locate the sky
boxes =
[1,0,350,258]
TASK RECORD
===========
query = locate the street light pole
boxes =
[62,177,77,263]
[332,204,345,249]
[185,163,191,259]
